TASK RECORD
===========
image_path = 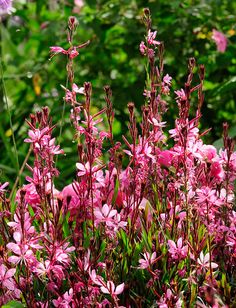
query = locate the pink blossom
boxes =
[158,150,175,167]
[50,46,79,59]
[0,264,16,291]
[8,212,35,235]
[89,269,104,286]
[72,83,85,94]
[0,0,13,15]
[73,0,84,14]
[147,48,155,58]
[174,89,187,101]
[210,161,224,180]
[138,251,157,269]
[147,30,160,46]
[34,260,65,282]
[168,237,188,260]
[139,41,146,55]
[81,114,103,134]
[52,288,74,307]
[143,89,151,97]
[149,118,166,128]
[61,183,80,213]
[212,29,227,52]
[197,251,218,271]
[17,183,40,206]
[7,241,35,265]
[54,242,75,266]
[163,74,172,86]
[195,186,217,204]
[24,127,50,145]
[100,280,124,297]
[0,181,9,193]
[74,0,84,7]
[157,289,182,308]
[94,204,117,226]
[200,145,217,161]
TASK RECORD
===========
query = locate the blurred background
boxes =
[0,0,236,188]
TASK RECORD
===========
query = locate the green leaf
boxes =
[119,229,132,255]
[111,177,120,205]
[213,76,236,96]
[62,211,71,237]
[2,301,24,308]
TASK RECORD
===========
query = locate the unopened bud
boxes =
[30,114,36,127]
[36,111,42,124]
[188,57,196,70]
[84,82,92,96]
[143,8,150,18]
[68,16,78,31]
[128,102,135,115]
[199,64,205,81]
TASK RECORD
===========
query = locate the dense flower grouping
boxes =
[0,9,235,307]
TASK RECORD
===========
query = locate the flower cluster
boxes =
[0,11,235,308]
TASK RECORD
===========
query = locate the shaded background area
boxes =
[0,0,236,188]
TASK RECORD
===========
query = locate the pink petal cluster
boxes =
[168,238,188,260]
[212,29,227,52]
[138,251,157,269]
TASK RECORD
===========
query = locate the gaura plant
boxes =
[0,9,235,308]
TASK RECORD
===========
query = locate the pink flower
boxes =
[81,115,103,134]
[50,46,79,59]
[143,89,151,97]
[0,182,9,195]
[61,183,80,210]
[197,251,218,271]
[0,264,16,291]
[138,251,157,269]
[89,269,104,286]
[212,29,227,52]
[94,204,117,226]
[50,41,89,59]
[163,74,172,86]
[34,260,64,282]
[72,83,85,94]
[8,212,35,235]
[195,187,217,204]
[7,241,35,265]
[50,46,67,54]
[139,41,146,55]
[24,127,50,145]
[200,144,217,161]
[174,89,187,101]
[149,118,166,128]
[0,0,13,15]
[147,30,160,46]
[158,150,175,167]
[53,288,74,307]
[74,0,84,7]
[73,0,84,13]
[210,161,224,180]
[168,238,188,260]
[54,242,75,266]
[100,281,124,297]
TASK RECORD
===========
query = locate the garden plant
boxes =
[0,7,236,308]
